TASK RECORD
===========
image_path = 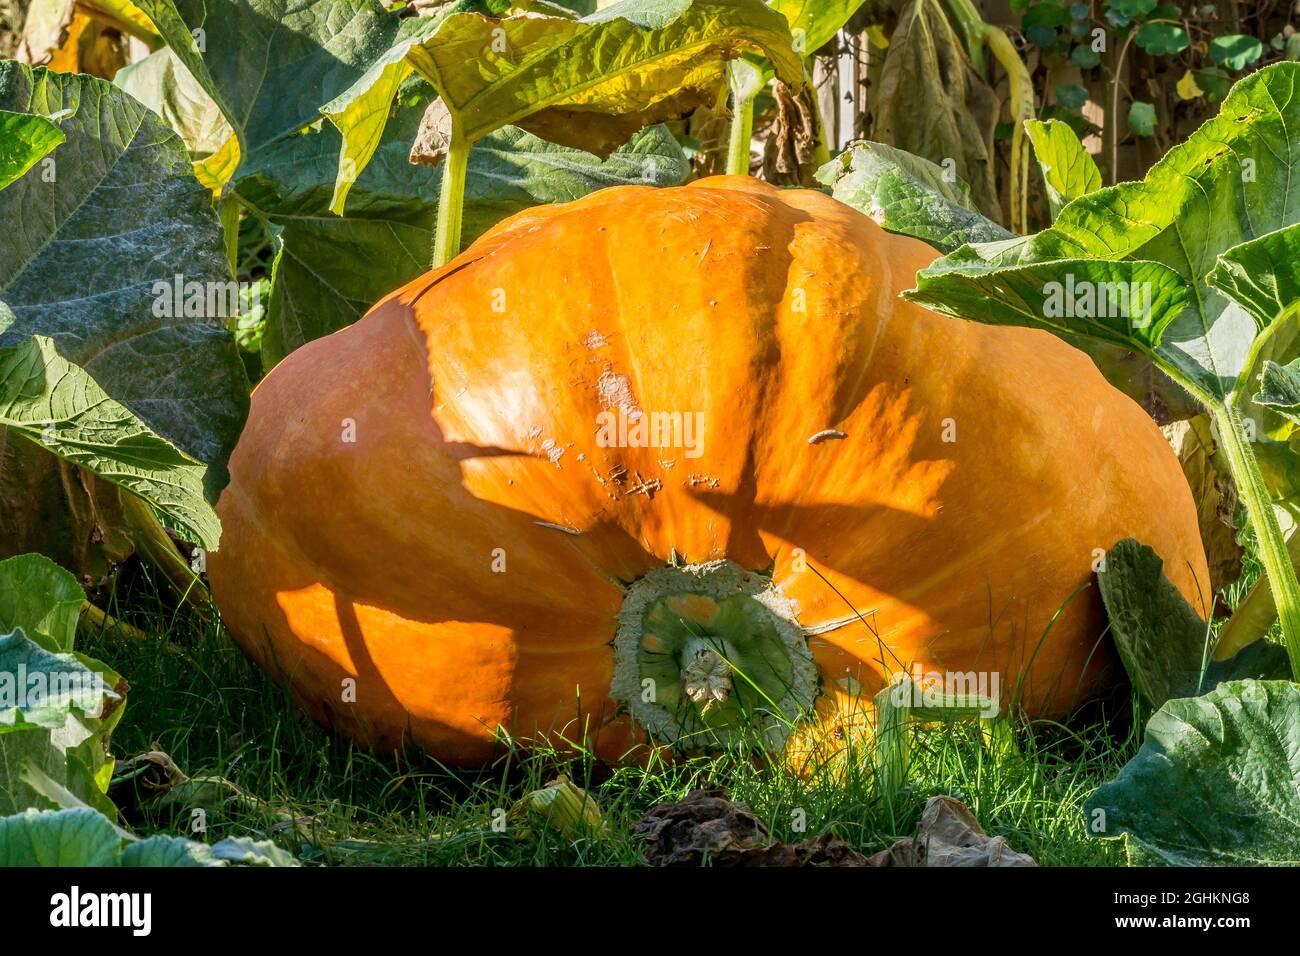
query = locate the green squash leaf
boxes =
[0,553,84,653]
[0,808,123,866]
[0,807,299,865]
[914,252,1191,351]
[1256,358,1300,424]
[910,63,1300,405]
[1096,538,1288,710]
[1024,117,1101,219]
[133,0,416,190]
[1202,639,1293,685]
[0,111,63,192]
[0,626,124,816]
[0,337,219,549]
[321,0,802,212]
[1206,223,1300,330]
[0,64,247,536]
[1096,539,1213,710]
[816,141,1011,253]
[1085,679,1300,865]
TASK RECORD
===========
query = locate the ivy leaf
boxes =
[1134,22,1189,55]
[1211,34,1264,70]
[1025,118,1102,219]
[1106,0,1156,18]
[1194,67,1232,101]
[321,0,802,212]
[0,111,62,191]
[816,142,1011,254]
[1070,44,1101,69]
[1176,69,1203,100]
[1055,82,1088,110]
[1085,680,1300,865]
[1128,100,1157,136]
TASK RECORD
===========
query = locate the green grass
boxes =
[74,566,1145,867]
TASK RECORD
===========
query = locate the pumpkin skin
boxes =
[209,175,1209,765]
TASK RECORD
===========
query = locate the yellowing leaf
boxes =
[194,134,240,196]
[322,0,803,213]
[768,0,866,54]
[1177,69,1204,100]
[79,0,161,43]
[509,775,607,838]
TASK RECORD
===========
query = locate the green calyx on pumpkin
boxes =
[610,559,817,751]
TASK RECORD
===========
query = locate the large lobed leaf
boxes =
[910,63,1300,405]
[113,48,233,161]
[768,0,866,53]
[817,141,1011,254]
[130,2,694,366]
[0,553,84,653]
[133,0,415,189]
[1085,679,1300,865]
[871,0,1000,220]
[321,0,802,212]
[0,553,126,817]
[0,807,297,865]
[0,626,124,817]
[1096,539,1289,710]
[0,337,218,548]
[0,64,248,512]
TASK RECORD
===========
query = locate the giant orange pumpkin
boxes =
[209,176,1209,765]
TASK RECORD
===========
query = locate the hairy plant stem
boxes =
[726,87,757,176]
[432,127,470,268]
[1213,403,1300,679]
